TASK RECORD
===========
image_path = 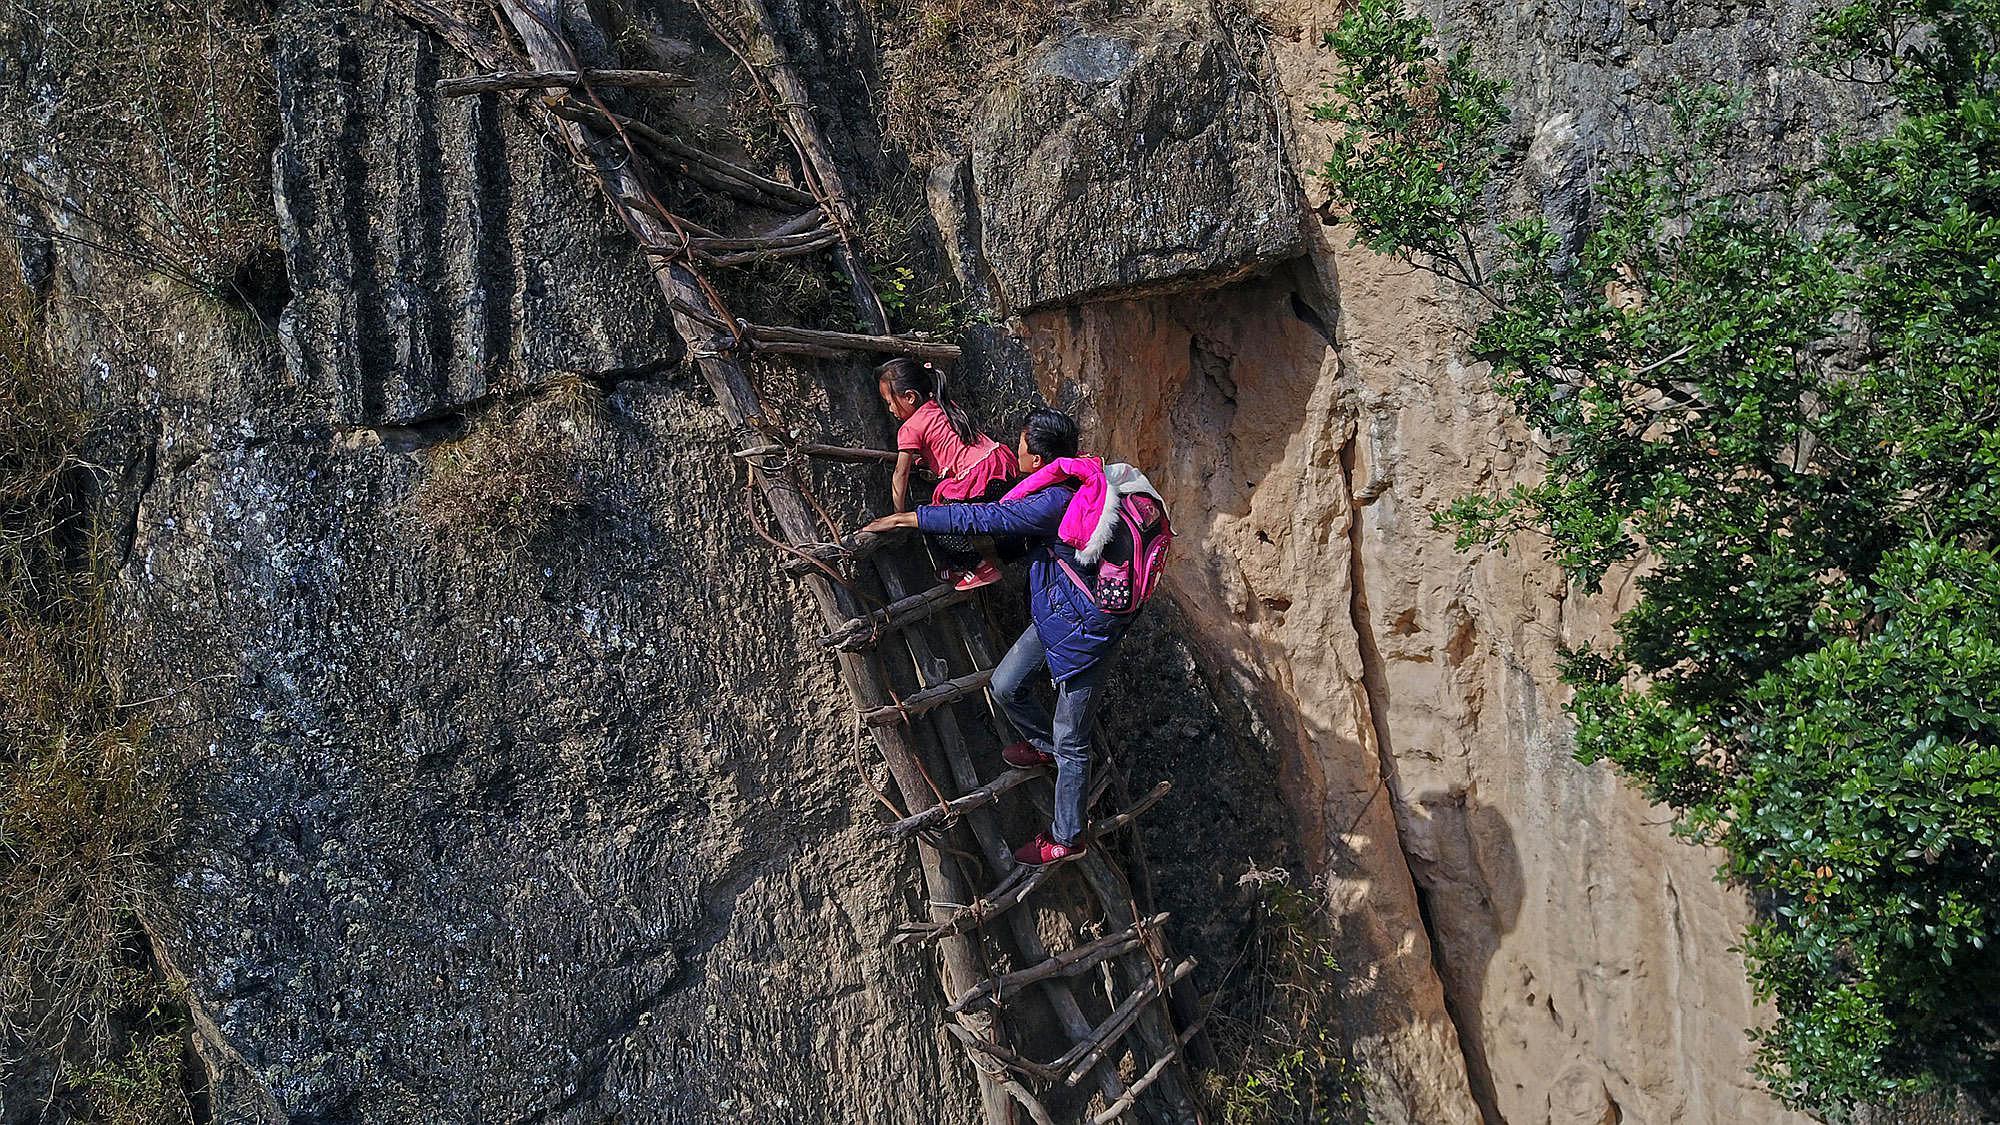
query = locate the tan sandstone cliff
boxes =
[938,0,1846,1121]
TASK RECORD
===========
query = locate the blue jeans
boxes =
[990,625,1111,845]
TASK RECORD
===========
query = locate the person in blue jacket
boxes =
[862,408,1130,867]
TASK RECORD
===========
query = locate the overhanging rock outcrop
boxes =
[947,12,1299,312]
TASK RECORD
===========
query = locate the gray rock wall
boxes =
[961,10,1300,311]
[98,4,973,1121]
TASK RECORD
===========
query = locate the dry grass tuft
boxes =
[0,255,193,1118]
[409,383,607,557]
[0,0,278,300]
[867,0,1115,157]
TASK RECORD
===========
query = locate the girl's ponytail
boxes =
[878,357,980,445]
[929,366,980,446]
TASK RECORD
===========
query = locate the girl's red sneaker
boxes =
[953,560,1001,590]
[1013,832,1086,868]
[1001,740,1055,769]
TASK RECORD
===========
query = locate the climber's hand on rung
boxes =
[860,511,919,536]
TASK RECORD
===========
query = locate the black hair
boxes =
[1021,408,1080,460]
[877,357,979,445]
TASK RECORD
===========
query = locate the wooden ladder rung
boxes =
[780,529,898,577]
[880,765,1043,839]
[861,669,992,726]
[1088,1014,1210,1124]
[895,785,1169,944]
[542,98,816,208]
[735,441,901,467]
[647,229,843,267]
[1092,780,1171,838]
[947,913,1171,1013]
[1058,959,1197,1087]
[945,959,1198,1090]
[733,321,961,361]
[898,866,1052,945]
[822,583,976,652]
[944,1021,1064,1084]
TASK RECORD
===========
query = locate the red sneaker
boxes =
[953,560,1001,591]
[1013,832,1086,868]
[1001,740,1055,769]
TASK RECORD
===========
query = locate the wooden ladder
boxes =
[384,3,1205,1120]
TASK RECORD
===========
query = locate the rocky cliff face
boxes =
[4,0,1871,1120]
[35,5,975,1121]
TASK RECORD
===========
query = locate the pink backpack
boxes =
[1058,493,1173,615]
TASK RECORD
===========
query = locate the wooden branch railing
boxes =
[860,669,993,726]
[880,765,1041,838]
[437,67,689,95]
[819,582,975,651]
[947,914,1170,1013]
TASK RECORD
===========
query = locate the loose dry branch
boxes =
[1061,959,1197,1086]
[898,866,1052,945]
[881,766,1042,838]
[820,582,976,651]
[731,321,961,361]
[734,441,901,466]
[541,98,816,208]
[1088,1015,1210,1124]
[948,913,1171,1013]
[946,1021,1063,1083]
[861,669,993,726]
[438,67,691,95]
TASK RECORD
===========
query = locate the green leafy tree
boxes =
[1318,0,2000,1112]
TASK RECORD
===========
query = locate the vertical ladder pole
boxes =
[727,0,891,336]
[487,5,1015,1121]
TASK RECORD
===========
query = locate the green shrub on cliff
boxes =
[1319,0,2000,1112]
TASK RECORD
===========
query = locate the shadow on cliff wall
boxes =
[1400,787,1524,1122]
[1008,261,1536,1116]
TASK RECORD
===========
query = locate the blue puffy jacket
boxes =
[917,484,1130,683]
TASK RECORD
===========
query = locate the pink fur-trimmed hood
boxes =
[1000,456,1165,564]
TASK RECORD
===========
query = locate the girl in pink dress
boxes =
[877,358,1019,589]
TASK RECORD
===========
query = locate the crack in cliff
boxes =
[1338,426,1505,1125]
[337,357,679,452]
[118,420,162,571]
